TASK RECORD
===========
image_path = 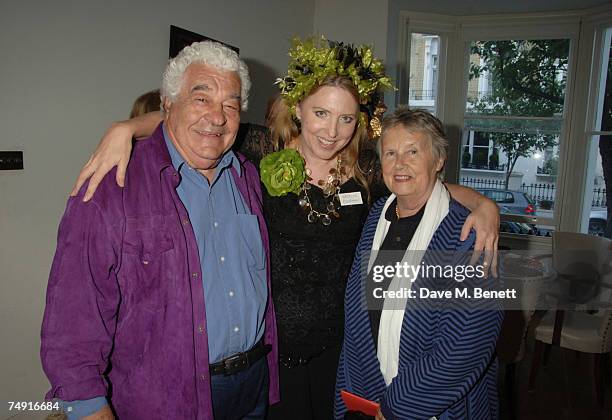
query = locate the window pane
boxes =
[472,147,489,166]
[408,33,441,115]
[466,39,570,117]
[460,38,570,236]
[582,135,609,237]
[583,28,611,237]
[474,132,489,146]
[464,116,563,134]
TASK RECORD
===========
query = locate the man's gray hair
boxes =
[161,41,251,110]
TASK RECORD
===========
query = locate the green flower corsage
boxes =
[259,149,306,197]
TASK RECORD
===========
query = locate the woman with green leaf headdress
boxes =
[68,35,500,419]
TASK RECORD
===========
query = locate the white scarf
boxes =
[369,180,450,385]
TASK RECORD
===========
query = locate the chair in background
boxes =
[528,231,612,406]
[497,252,552,419]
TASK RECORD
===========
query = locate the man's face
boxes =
[164,63,241,178]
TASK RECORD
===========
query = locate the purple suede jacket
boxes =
[41,124,279,419]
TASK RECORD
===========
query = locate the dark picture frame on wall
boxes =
[169,25,239,58]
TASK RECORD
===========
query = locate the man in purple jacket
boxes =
[41,41,279,419]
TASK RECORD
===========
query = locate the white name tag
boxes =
[338,191,363,206]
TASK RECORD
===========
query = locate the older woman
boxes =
[335,108,503,420]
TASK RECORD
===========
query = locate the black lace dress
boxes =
[264,176,368,359]
[236,123,387,417]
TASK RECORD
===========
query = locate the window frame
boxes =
[578,10,612,233]
[397,11,456,120]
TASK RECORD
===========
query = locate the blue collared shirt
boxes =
[163,125,266,363]
[62,126,268,417]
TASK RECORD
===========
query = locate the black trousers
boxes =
[211,357,269,420]
[267,346,341,420]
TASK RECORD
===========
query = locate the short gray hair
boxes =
[381,107,448,178]
[161,41,251,110]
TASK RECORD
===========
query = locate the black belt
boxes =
[209,341,271,376]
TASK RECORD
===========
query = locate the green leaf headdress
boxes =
[275,36,393,127]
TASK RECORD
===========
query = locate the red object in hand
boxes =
[341,390,380,416]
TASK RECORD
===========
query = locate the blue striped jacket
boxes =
[335,197,503,419]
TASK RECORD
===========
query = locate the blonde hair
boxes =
[129,89,161,119]
[269,75,370,199]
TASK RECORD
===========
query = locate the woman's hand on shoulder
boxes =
[460,198,500,277]
[71,121,134,201]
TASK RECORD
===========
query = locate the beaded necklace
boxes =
[298,155,345,226]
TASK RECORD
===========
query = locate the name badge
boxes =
[339,192,363,206]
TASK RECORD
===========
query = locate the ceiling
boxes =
[390,0,611,16]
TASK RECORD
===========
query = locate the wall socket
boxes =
[0,151,24,170]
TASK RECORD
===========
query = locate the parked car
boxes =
[477,189,536,216]
[589,208,608,236]
[476,188,609,237]
[476,189,542,235]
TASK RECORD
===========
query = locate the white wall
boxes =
[313,0,389,60]
[0,1,313,417]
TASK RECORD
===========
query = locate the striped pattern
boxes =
[335,197,503,419]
